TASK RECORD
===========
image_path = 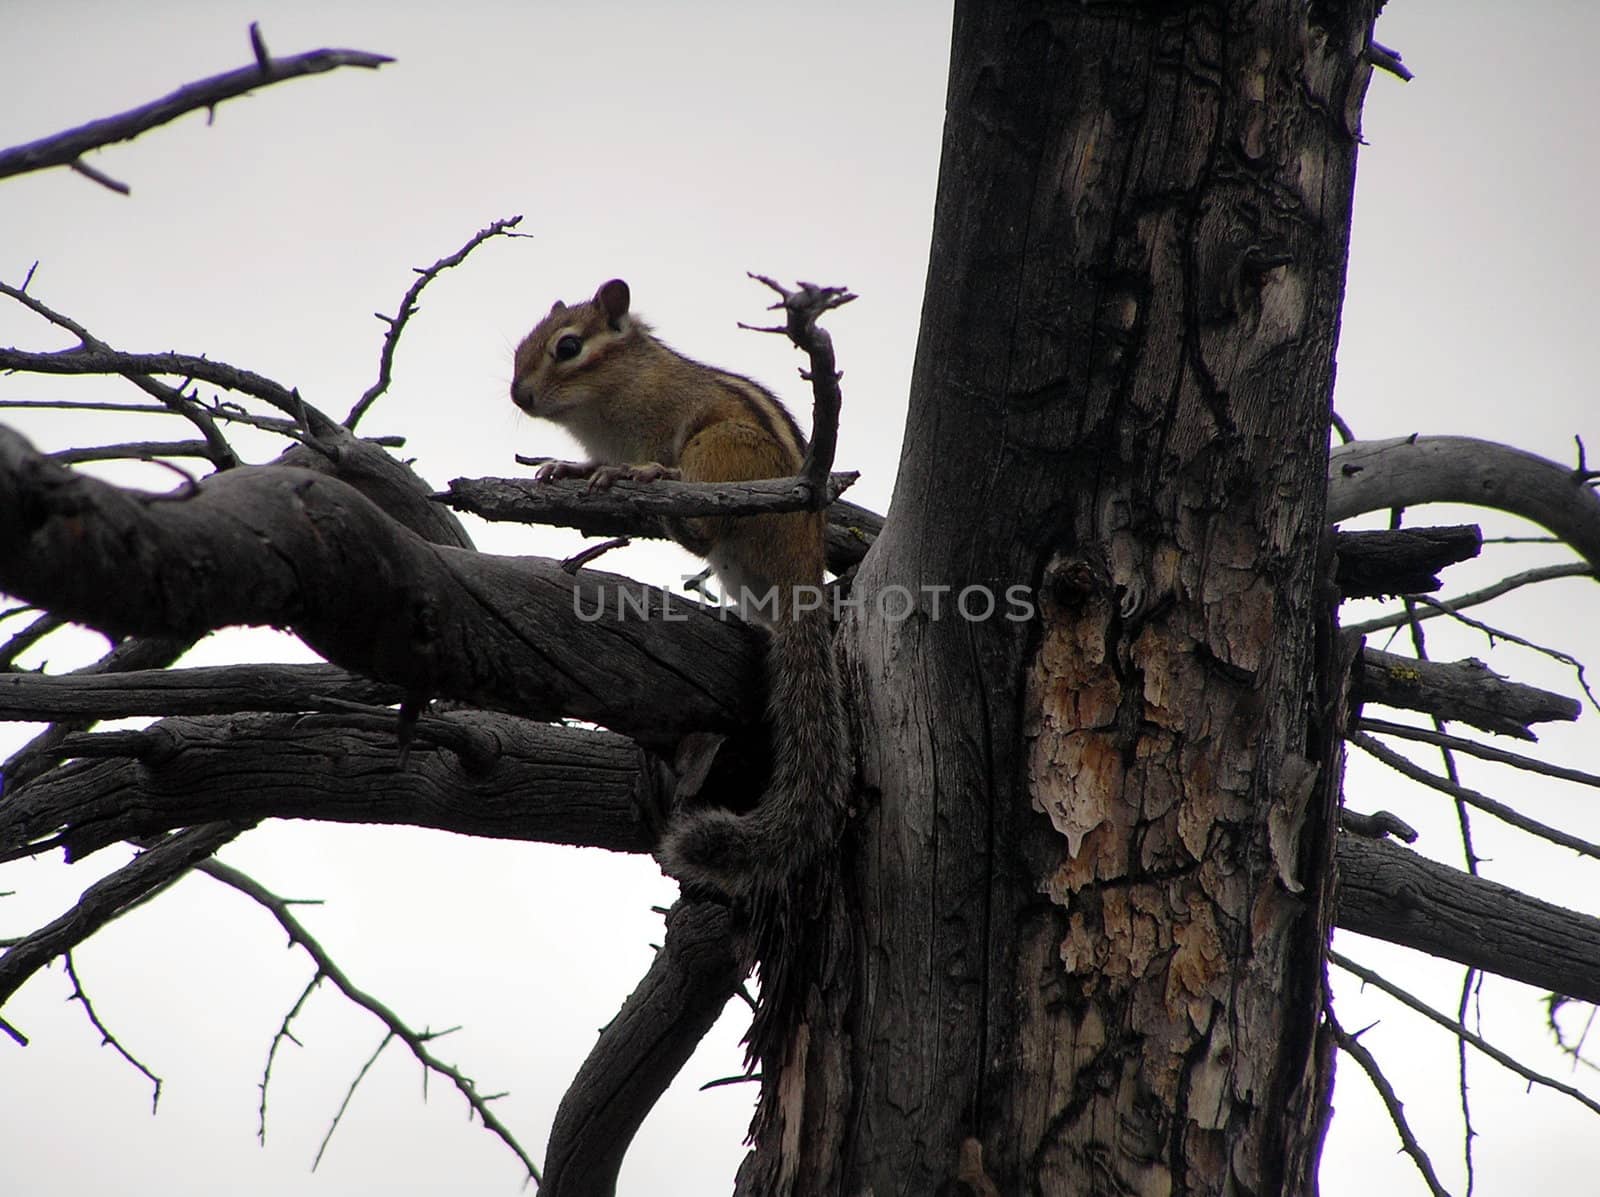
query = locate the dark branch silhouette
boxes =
[0,26,392,191]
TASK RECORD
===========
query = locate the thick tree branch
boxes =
[1332,524,1481,598]
[3,633,197,796]
[0,662,403,722]
[0,713,662,863]
[9,705,1600,1013]
[541,899,743,1196]
[448,475,877,580]
[0,31,393,188]
[0,427,759,749]
[1336,833,1600,1004]
[1328,436,1600,571]
[1357,648,1580,739]
[446,471,860,527]
[277,425,473,550]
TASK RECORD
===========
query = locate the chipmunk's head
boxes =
[510,278,636,422]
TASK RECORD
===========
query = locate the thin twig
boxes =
[1548,996,1600,1076]
[345,215,527,429]
[66,159,130,195]
[49,440,221,466]
[313,1031,394,1171]
[0,611,65,669]
[0,398,171,415]
[0,31,393,186]
[561,537,631,574]
[1332,950,1600,1118]
[0,344,302,417]
[63,951,163,1112]
[1400,601,1485,1191]
[1406,592,1600,715]
[1350,732,1600,860]
[1357,717,1600,790]
[1456,968,1483,1197]
[1345,563,1593,636]
[259,973,322,1143]
[194,858,541,1184]
[1327,1005,1450,1197]
[0,278,239,464]
[0,822,252,1006]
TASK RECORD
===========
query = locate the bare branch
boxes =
[195,858,540,1184]
[1346,563,1593,635]
[259,973,321,1144]
[543,899,742,1193]
[1350,732,1600,860]
[0,610,65,669]
[0,822,251,1008]
[1403,590,1600,715]
[445,470,859,529]
[1366,41,1414,82]
[0,712,662,863]
[0,398,168,415]
[1335,834,1600,1003]
[0,278,240,465]
[63,951,163,1112]
[1326,1007,1449,1197]
[66,158,130,195]
[1339,808,1418,842]
[1333,524,1481,599]
[1328,437,1600,571]
[2,633,194,797]
[745,275,854,506]
[0,661,403,722]
[314,1031,394,1171]
[49,440,221,466]
[1356,649,1580,742]
[0,344,302,416]
[345,215,527,429]
[1332,950,1600,1118]
[1357,649,1579,740]
[0,428,760,749]
[1356,717,1600,791]
[0,32,393,187]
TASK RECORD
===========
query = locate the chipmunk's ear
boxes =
[596,278,631,329]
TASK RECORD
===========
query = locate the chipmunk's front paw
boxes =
[533,459,597,484]
[586,462,682,491]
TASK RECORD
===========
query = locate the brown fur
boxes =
[511,280,848,896]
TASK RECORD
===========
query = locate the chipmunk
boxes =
[510,278,848,898]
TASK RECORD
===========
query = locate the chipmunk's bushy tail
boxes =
[658,606,848,898]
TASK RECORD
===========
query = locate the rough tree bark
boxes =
[743,3,1376,1192]
[8,5,1600,1195]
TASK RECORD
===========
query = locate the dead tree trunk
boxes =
[743,3,1376,1191]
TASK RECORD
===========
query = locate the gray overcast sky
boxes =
[2,3,1599,1194]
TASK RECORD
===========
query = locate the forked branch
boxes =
[0,25,393,192]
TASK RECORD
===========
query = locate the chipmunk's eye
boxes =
[554,334,583,362]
